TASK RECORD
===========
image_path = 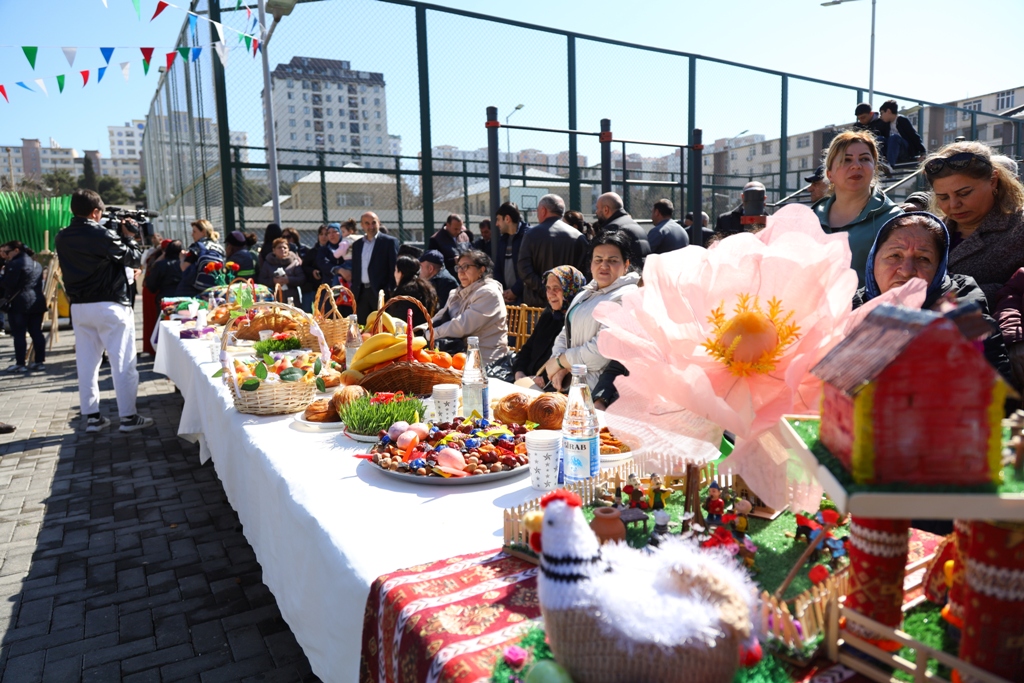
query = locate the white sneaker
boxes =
[28,362,45,371]
[119,415,154,433]
[5,365,27,373]
[86,415,110,433]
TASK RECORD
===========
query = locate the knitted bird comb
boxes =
[540,489,583,509]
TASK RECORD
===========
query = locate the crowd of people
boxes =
[5,99,1024,433]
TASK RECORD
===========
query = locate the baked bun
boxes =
[329,386,366,414]
[303,399,340,423]
[494,392,531,425]
[527,392,567,430]
[320,368,343,388]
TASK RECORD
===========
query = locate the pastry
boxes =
[329,386,366,414]
[320,368,343,388]
[494,392,531,425]
[527,392,567,430]
[303,399,340,423]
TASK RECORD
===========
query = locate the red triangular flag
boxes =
[151,0,169,20]
[81,70,90,86]
[252,38,259,56]
[140,47,154,64]
[165,51,176,70]
[0,85,7,104]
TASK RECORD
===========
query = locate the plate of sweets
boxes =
[361,416,531,486]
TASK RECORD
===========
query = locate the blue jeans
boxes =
[9,309,45,366]
[885,133,909,168]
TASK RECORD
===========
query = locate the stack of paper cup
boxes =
[431,384,460,424]
[258,330,275,341]
[525,430,562,491]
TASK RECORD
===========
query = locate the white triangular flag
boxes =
[120,61,130,81]
[212,20,224,43]
[101,0,107,5]
[213,41,229,67]
[62,47,77,68]
[34,78,48,96]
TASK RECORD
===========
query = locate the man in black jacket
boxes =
[855,100,926,170]
[55,189,152,433]
[418,250,458,309]
[593,192,651,268]
[517,194,589,308]
[494,202,530,305]
[648,198,688,254]
[428,213,471,277]
[350,211,399,324]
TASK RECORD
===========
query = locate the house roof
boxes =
[438,168,592,202]
[811,304,947,396]
[293,165,396,185]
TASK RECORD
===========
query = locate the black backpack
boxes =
[190,240,226,292]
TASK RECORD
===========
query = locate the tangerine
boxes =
[451,352,467,370]
[414,349,433,363]
[433,352,453,369]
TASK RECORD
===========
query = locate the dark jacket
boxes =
[517,217,590,308]
[226,249,257,280]
[55,216,142,306]
[315,242,344,287]
[143,257,184,303]
[301,242,324,286]
[648,218,689,254]
[176,237,226,296]
[855,113,926,162]
[351,233,399,304]
[388,280,437,328]
[430,268,459,310]
[495,221,530,303]
[428,228,470,277]
[947,208,1024,302]
[258,251,306,291]
[994,268,1024,345]
[511,307,564,377]
[813,189,903,286]
[594,209,651,269]
[1,252,45,315]
[715,205,744,238]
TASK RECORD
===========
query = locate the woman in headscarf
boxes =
[514,264,586,387]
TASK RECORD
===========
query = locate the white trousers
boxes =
[71,302,138,418]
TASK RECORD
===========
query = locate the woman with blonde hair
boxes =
[813,129,903,283]
[176,218,226,295]
[923,140,1024,299]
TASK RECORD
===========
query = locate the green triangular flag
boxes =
[22,46,38,69]
[243,35,252,51]
[177,47,190,62]
[131,0,140,19]
[143,59,150,75]
[236,0,242,8]
[56,74,65,93]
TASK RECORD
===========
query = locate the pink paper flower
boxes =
[503,645,528,669]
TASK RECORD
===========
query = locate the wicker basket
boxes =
[299,284,353,349]
[220,301,320,415]
[358,296,461,395]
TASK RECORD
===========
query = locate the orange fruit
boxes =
[414,349,433,363]
[433,352,452,369]
[451,352,467,370]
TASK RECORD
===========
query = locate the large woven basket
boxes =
[299,284,352,349]
[358,296,461,395]
[220,301,325,415]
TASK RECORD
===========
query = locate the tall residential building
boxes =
[109,120,146,159]
[268,57,389,182]
[1,138,142,190]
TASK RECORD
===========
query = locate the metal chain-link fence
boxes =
[144,0,1024,247]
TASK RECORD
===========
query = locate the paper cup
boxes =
[526,430,562,491]
[432,384,460,424]
[258,330,275,341]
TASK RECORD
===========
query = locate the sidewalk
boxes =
[0,314,319,682]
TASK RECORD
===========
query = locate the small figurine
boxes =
[593,481,614,507]
[731,499,752,537]
[794,513,819,544]
[622,473,649,510]
[648,510,671,547]
[737,536,759,572]
[704,481,725,525]
[648,472,669,510]
[613,480,623,508]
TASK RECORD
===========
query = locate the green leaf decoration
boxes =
[279,367,304,383]
[316,377,326,393]
[314,358,322,375]
[255,362,268,380]
[211,367,225,378]
[263,353,275,366]
[240,378,261,391]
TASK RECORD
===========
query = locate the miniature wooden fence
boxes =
[825,597,1013,683]
[758,568,850,650]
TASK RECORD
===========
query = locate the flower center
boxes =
[703,295,800,376]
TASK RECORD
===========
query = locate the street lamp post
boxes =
[822,0,876,107]
[505,104,523,188]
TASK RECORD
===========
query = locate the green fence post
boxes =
[395,156,405,242]
[970,111,977,140]
[687,56,697,218]
[779,74,789,201]
[416,6,434,247]
[1017,121,1023,161]
[856,89,864,107]
[209,0,235,232]
[463,159,470,221]
[621,142,629,213]
[233,147,246,231]
[319,151,328,225]
[567,34,580,212]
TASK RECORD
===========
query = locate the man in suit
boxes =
[648,198,688,254]
[517,194,589,307]
[350,211,399,325]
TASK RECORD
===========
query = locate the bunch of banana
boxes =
[364,310,396,334]
[347,333,427,373]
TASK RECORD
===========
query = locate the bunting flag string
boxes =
[142,59,150,76]
[131,0,141,20]
[0,85,6,103]
[212,21,224,43]
[81,70,90,86]
[140,47,154,64]
[189,14,198,42]
[100,47,114,64]
[252,38,259,57]
[213,41,228,68]
[151,1,169,21]
[191,46,202,62]
[22,46,38,69]
[101,0,108,6]
[56,74,65,93]
[62,47,77,67]
[34,78,47,96]
[97,66,107,83]
[15,82,33,92]
[176,46,190,63]
[165,51,176,70]
[120,61,130,81]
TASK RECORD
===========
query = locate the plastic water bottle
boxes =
[344,314,361,372]
[461,336,489,420]
[562,364,599,483]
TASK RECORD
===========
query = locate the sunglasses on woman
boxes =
[924,152,992,177]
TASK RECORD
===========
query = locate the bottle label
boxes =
[563,435,596,483]
[481,385,490,420]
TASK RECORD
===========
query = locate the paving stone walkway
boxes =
[0,314,320,683]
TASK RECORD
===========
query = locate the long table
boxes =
[153,321,548,683]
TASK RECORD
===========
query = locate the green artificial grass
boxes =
[787,417,1024,495]
[893,602,958,682]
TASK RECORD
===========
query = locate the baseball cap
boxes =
[804,165,825,184]
[419,249,444,266]
[160,239,172,249]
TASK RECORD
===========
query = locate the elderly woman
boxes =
[814,129,903,283]
[258,237,306,298]
[543,230,641,392]
[430,250,509,363]
[853,211,1012,386]
[923,141,1024,300]
[514,265,586,386]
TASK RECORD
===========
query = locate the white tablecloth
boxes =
[152,321,546,683]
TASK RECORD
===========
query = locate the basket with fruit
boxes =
[298,284,354,349]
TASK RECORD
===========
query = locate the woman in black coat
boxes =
[387,256,437,328]
[144,241,184,305]
[1,241,46,372]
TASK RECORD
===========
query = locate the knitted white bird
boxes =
[523,489,759,683]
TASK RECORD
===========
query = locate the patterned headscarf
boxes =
[543,265,587,311]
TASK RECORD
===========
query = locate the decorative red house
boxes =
[811,304,1012,486]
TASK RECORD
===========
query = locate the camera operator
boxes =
[55,189,153,434]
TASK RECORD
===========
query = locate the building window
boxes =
[290,133,297,141]
[313,108,323,119]
[325,95,331,103]
[362,111,368,120]
[360,85,366,92]
[374,111,381,119]
[326,108,332,116]
[944,108,957,131]
[373,86,379,93]
[327,121,333,129]
[799,157,808,169]
[340,135,347,142]
[304,120,311,128]
[796,135,810,148]
[348,97,358,108]
[730,151,736,160]
[351,137,361,147]
[349,111,358,121]
[315,134,324,145]
[289,119,296,127]
[303,93,309,102]
[374,98,380,107]
[303,106,310,115]
[943,132,954,145]
[962,100,982,120]
[287,79,294,88]
[328,134,335,143]
[994,124,1004,139]
[305,133,311,141]
[350,123,359,134]
[336,192,372,207]
[314,121,324,132]
[376,137,382,145]
[312,94,322,106]
[288,105,295,114]
[311,81,321,92]
[302,80,309,89]
[375,124,382,132]
[362,123,369,131]
[997,90,1015,110]
[977,125,987,141]
[348,84,357,94]
[762,163,772,174]
[287,92,294,100]
[361,97,366,105]
[117,141,123,145]
[761,141,772,155]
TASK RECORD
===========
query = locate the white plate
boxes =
[345,430,383,443]
[292,412,346,430]
[600,449,635,464]
[360,459,530,486]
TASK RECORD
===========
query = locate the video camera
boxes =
[103,207,159,240]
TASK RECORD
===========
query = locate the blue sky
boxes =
[0,0,1021,164]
